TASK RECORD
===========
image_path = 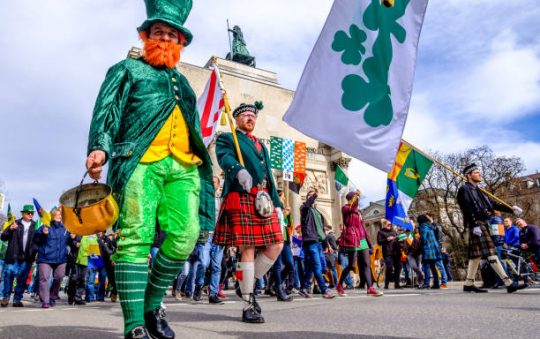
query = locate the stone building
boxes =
[178,57,351,228]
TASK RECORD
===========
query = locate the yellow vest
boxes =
[140,105,202,165]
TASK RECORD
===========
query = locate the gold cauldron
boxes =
[59,172,119,235]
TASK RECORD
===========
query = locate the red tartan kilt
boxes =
[214,192,283,247]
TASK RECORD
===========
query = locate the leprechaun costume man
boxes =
[85,1,214,338]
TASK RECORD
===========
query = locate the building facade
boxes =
[178,57,351,228]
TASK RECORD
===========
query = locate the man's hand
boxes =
[472,226,482,237]
[86,150,106,180]
[10,222,17,230]
[43,227,49,235]
[237,169,253,192]
[521,243,529,250]
[512,205,523,217]
[387,236,395,241]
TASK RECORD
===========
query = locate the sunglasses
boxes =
[24,212,34,215]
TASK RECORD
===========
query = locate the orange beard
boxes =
[139,31,183,68]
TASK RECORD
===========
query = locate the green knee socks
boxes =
[115,262,149,334]
[144,251,185,313]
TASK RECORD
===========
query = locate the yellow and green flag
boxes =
[385,142,432,230]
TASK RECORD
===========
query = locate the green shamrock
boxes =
[331,24,367,66]
[336,0,410,127]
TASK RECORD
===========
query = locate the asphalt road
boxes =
[1,282,539,339]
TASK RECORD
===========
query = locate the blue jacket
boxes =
[419,222,442,261]
[34,221,71,264]
[504,225,520,248]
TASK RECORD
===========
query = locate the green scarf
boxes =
[310,207,326,241]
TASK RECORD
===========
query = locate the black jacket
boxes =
[456,182,513,228]
[300,193,322,243]
[1,218,37,264]
[377,228,397,257]
[519,224,540,250]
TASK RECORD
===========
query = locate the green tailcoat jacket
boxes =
[87,58,215,231]
[216,132,282,208]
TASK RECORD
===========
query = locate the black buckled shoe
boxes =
[125,326,150,339]
[12,301,24,307]
[507,282,528,294]
[144,307,175,339]
[242,294,264,324]
[463,285,488,293]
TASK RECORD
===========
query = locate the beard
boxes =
[140,31,182,68]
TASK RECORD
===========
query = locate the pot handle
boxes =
[73,171,98,224]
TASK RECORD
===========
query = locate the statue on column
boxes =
[226,25,256,67]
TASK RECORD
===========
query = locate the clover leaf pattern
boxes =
[331,0,410,127]
[331,24,367,65]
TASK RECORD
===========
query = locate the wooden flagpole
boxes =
[401,139,513,210]
[211,56,244,166]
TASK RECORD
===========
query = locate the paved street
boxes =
[1,283,539,339]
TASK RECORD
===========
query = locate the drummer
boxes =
[213,101,284,323]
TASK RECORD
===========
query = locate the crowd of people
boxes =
[2,190,538,310]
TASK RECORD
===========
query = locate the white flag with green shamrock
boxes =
[283,0,429,172]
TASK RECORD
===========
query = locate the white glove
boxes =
[512,205,523,216]
[472,226,482,237]
[276,207,284,223]
[237,169,253,192]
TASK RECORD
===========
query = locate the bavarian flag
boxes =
[385,142,432,230]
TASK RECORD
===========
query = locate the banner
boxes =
[270,136,283,170]
[334,165,349,196]
[283,0,429,172]
[197,64,224,147]
[385,142,433,230]
[282,138,295,181]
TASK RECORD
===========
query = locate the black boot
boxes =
[208,294,224,305]
[463,285,488,293]
[193,285,202,302]
[242,294,265,324]
[144,307,175,339]
[125,326,150,339]
[275,285,293,302]
[506,282,528,293]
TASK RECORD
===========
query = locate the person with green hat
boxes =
[85,1,214,338]
[1,204,37,307]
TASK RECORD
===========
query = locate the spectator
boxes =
[33,209,71,308]
[503,217,520,248]
[406,227,425,288]
[298,188,335,299]
[377,219,397,289]
[516,218,540,265]
[425,214,448,288]
[418,214,442,289]
[84,234,106,302]
[1,204,37,307]
[66,234,84,305]
[323,226,338,290]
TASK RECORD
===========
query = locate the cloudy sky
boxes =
[1,0,539,214]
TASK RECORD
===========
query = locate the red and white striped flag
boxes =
[197,64,224,147]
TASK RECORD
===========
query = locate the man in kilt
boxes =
[214,101,284,323]
[456,163,527,293]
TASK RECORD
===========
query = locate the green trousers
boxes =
[114,155,201,263]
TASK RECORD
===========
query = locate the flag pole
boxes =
[210,56,244,166]
[401,139,513,210]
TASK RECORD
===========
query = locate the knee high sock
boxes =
[144,251,185,313]
[115,262,148,334]
[236,262,254,303]
[465,258,481,286]
[487,256,512,286]
[254,253,276,279]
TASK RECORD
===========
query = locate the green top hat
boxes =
[138,0,194,45]
[21,205,35,213]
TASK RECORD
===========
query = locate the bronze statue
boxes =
[226,25,256,67]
